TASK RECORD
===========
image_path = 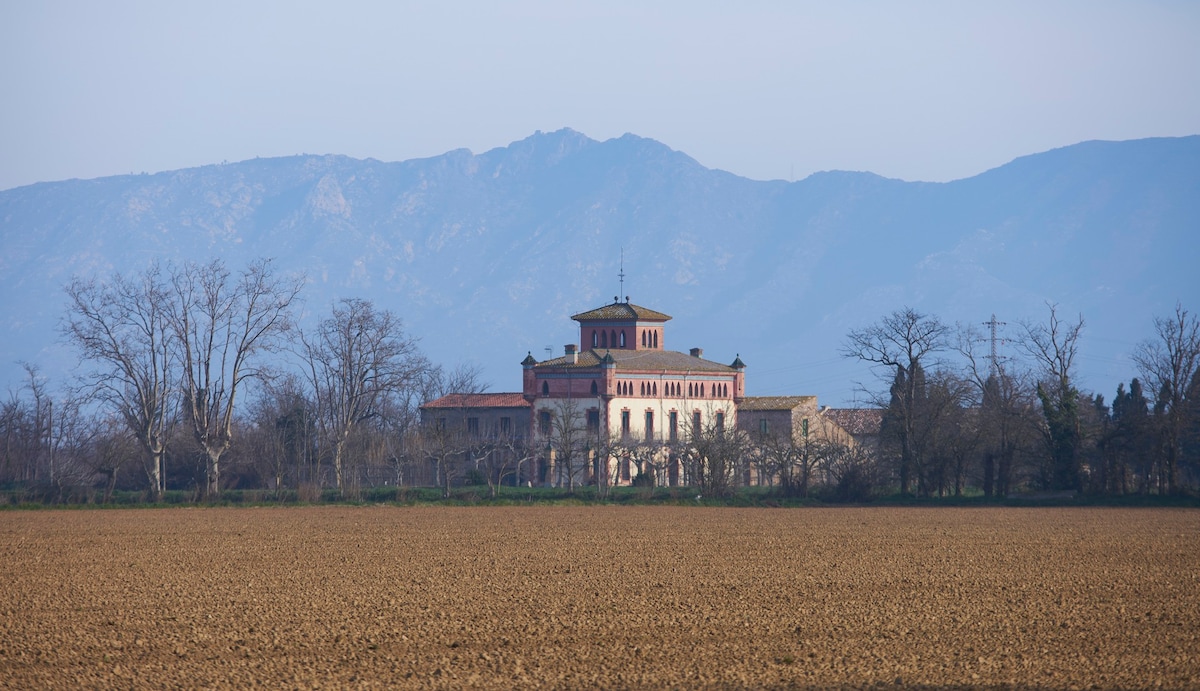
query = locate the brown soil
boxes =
[1,506,1197,689]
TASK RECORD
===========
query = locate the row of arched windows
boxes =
[541,378,732,398]
[687,382,730,398]
[587,329,661,349]
[611,380,731,398]
[591,330,628,349]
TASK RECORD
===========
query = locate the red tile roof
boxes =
[738,396,816,411]
[421,393,531,409]
[534,348,737,373]
[571,301,672,322]
[821,408,884,436]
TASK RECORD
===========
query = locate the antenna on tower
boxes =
[618,248,626,300]
[983,314,1007,376]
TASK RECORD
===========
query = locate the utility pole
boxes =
[47,398,54,488]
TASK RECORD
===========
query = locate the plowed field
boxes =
[1,506,1197,689]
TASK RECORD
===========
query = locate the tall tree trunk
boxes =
[205,450,222,497]
[333,438,345,490]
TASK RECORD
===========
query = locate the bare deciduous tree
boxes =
[1133,303,1200,494]
[1019,303,1085,491]
[842,307,949,495]
[63,264,175,498]
[168,259,304,497]
[546,397,587,493]
[678,405,745,497]
[303,298,429,490]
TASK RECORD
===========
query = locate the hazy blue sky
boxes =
[2,1,1197,191]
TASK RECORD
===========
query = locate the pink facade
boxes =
[522,299,745,448]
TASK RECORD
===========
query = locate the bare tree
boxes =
[616,436,664,488]
[1019,303,1085,491]
[421,420,467,498]
[302,298,430,490]
[752,425,816,496]
[678,406,746,497]
[45,392,100,498]
[842,307,950,495]
[63,264,176,499]
[168,259,304,497]
[1133,303,1200,494]
[811,438,880,502]
[86,415,139,502]
[546,397,587,493]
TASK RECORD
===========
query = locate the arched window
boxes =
[619,331,626,348]
[641,331,647,347]
[688,383,693,397]
[541,381,549,395]
[601,331,608,348]
[590,381,598,395]
[653,382,658,396]
[610,330,617,348]
[592,331,598,348]
[653,331,658,348]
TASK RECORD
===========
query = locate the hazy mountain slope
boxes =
[1,130,1197,405]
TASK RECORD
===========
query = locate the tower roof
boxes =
[571,300,672,323]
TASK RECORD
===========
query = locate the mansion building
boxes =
[421,297,868,487]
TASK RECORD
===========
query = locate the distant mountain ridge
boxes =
[2,129,1197,405]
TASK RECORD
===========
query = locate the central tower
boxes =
[572,297,671,351]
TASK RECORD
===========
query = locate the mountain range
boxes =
[2,128,1198,407]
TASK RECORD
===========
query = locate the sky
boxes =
[2,1,1198,192]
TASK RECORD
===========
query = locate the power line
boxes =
[983,313,1007,376]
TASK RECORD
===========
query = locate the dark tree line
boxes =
[843,302,1200,498]
[2,258,1197,502]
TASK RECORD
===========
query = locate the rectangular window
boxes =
[645,411,654,441]
[759,419,768,436]
[500,417,511,435]
[621,410,631,438]
[669,411,678,442]
[715,411,725,435]
[539,410,551,437]
[587,409,600,435]
[692,411,702,439]
[437,417,446,430]
[467,417,479,435]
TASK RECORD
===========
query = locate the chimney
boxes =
[690,347,703,358]
[565,343,578,364]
